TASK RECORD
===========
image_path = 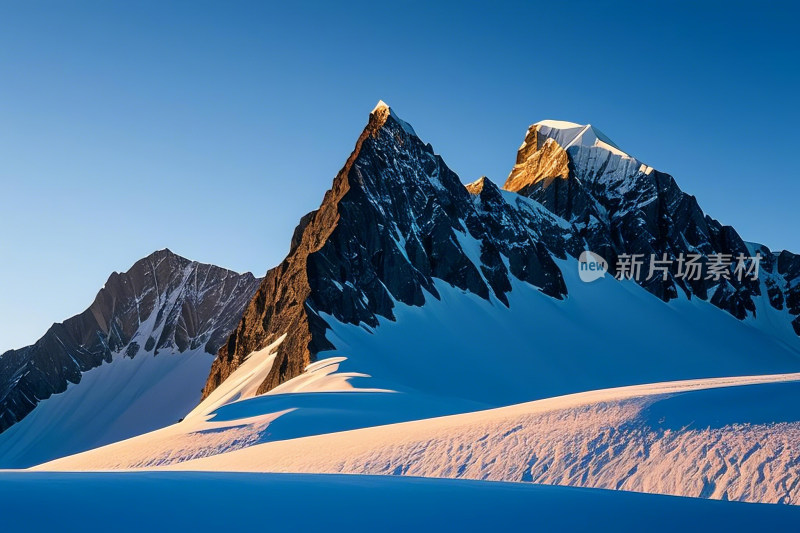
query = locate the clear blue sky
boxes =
[1,1,798,352]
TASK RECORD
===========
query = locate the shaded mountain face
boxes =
[504,120,800,333]
[0,249,261,433]
[203,105,800,401]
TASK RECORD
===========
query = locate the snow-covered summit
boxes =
[371,99,390,114]
[534,120,630,158]
[370,100,417,136]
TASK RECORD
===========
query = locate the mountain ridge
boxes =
[0,248,261,434]
[503,119,800,332]
[202,102,800,403]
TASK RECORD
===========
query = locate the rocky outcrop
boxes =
[202,103,568,399]
[505,128,570,193]
[770,249,800,334]
[0,249,260,433]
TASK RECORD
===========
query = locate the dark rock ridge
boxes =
[203,107,800,401]
[202,103,568,399]
[503,120,800,331]
[759,247,800,335]
[0,249,261,433]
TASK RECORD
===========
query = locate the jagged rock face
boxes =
[466,177,581,278]
[505,128,569,193]
[0,249,260,433]
[769,249,800,334]
[203,104,568,399]
[502,121,800,324]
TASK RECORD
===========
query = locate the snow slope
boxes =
[37,373,800,504]
[161,374,800,504]
[33,268,800,462]
[534,119,630,157]
[1,472,797,532]
[184,336,285,421]
[33,264,800,504]
[306,269,800,407]
[0,249,260,468]
[0,348,214,468]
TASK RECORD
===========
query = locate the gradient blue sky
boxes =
[1,1,798,352]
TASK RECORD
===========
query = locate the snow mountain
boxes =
[203,103,800,405]
[0,249,260,465]
[506,119,800,325]
[203,102,569,399]
[20,104,800,506]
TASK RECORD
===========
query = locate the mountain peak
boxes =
[532,120,629,158]
[369,100,417,136]
[371,100,391,114]
[505,119,640,194]
[144,247,178,261]
[0,249,262,442]
[465,176,488,195]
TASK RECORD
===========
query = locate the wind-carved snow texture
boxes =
[179,378,800,505]
[41,371,800,504]
[0,249,261,437]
